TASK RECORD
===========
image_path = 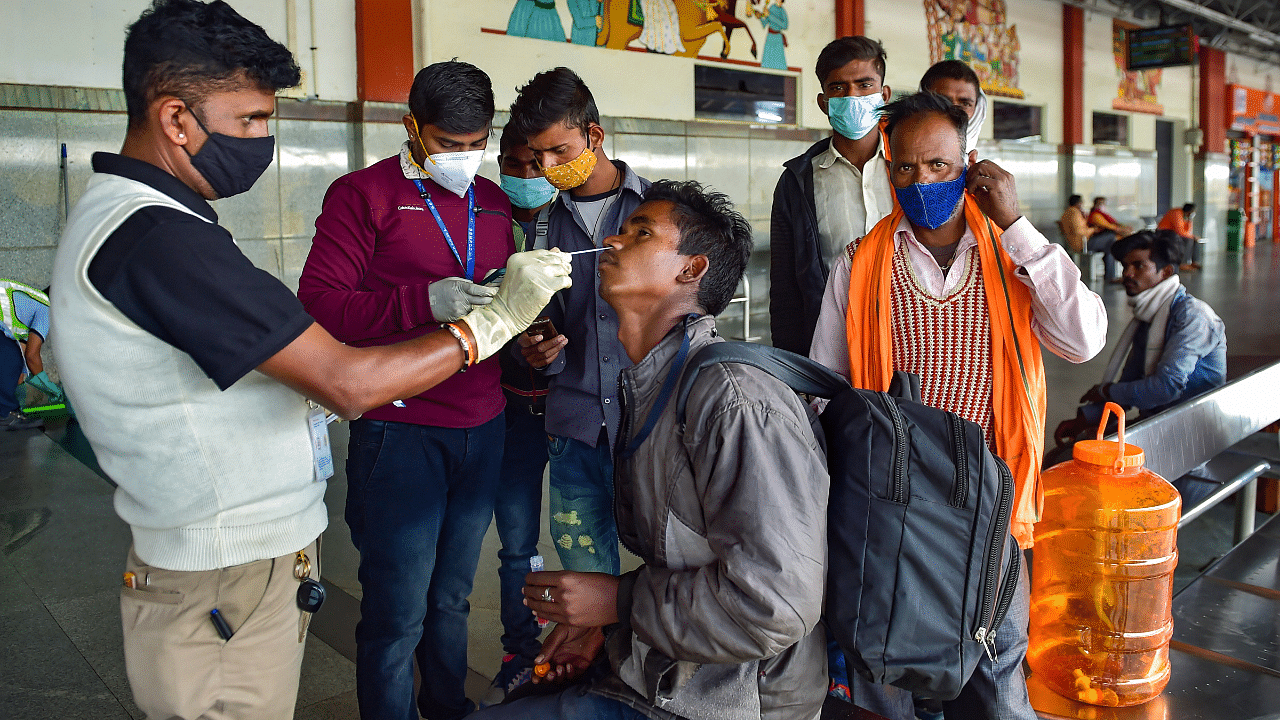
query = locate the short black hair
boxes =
[642,180,752,316]
[509,67,600,140]
[498,123,526,157]
[122,0,300,128]
[919,60,980,94]
[882,92,969,155]
[1183,202,1196,213]
[815,36,887,86]
[1093,196,1106,205]
[1112,229,1182,269]
[1068,194,1083,207]
[408,60,495,135]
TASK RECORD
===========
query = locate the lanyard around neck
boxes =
[620,315,700,460]
[413,179,476,282]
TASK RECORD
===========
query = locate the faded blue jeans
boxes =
[345,415,504,720]
[494,404,549,663]
[546,429,620,575]
[470,684,646,720]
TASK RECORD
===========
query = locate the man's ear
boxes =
[817,93,829,116]
[156,96,192,149]
[679,255,710,284]
[588,123,606,152]
[880,85,892,102]
[1161,264,1177,280]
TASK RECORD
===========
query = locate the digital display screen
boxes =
[1126,25,1198,71]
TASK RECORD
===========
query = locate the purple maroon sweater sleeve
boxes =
[299,172,436,341]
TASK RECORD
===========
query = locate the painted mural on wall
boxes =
[491,0,792,71]
[924,0,1023,99]
[1112,21,1163,115]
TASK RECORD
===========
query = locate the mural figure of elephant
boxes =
[597,0,728,58]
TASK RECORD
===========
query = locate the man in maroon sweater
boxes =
[298,61,516,720]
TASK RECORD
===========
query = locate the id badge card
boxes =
[307,406,335,482]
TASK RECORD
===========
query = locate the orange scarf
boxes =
[844,193,1046,548]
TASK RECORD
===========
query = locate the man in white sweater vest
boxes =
[49,2,571,718]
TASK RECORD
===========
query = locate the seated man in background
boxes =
[1157,202,1202,271]
[1060,194,1119,283]
[1056,230,1226,444]
[1088,196,1132,238]
[474,180,829,720]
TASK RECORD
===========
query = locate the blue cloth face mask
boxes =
[500,174,557,209]
[894,168,968,230]
[826,94,885,141]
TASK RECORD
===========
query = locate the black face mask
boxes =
[184,107,275,198]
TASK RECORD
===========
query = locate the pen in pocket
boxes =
[210,609,234,641]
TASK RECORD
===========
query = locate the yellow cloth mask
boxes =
[542,146,598,190]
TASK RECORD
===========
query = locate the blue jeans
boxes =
[547,431,620,575]
[495,404,548,662]
[941,549,1035,720]
[1,338,22,416]
[345,415,504,720]
[470,684,647,720]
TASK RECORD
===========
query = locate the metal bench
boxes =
[1108,359,1280,542]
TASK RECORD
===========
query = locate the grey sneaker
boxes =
[1,411,44,431]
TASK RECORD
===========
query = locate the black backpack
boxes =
[676,341,1019,700]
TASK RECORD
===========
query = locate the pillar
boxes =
[355,0,415,104]
[1062,5,1084,147]
[836,0,865,38]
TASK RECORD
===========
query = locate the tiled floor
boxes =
[4,242,1278,719]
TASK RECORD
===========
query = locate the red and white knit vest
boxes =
[888,245,996,446]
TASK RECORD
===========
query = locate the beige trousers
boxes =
[120,539,319,720]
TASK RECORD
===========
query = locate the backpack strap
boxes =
[676,342,850,428]
[533,204,551,250]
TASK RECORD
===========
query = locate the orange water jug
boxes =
[1028,403,1181,707]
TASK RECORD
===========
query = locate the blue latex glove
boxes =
[25,371,64,403]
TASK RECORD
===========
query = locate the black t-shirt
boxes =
[87,153,313,390]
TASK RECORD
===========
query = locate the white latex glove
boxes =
[429,277,497,322]
[460,249,572,361]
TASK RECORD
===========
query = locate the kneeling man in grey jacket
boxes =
[472,180,830,720]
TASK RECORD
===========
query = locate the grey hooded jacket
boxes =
[592,316,829,720]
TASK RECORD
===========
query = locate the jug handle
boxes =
[1096,402,1127,471]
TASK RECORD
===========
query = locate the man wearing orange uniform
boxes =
[1157,202,1201,271]
[1087,196,1133,237]
[810,92,1107,719]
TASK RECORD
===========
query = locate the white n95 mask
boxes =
[422,150,485,198]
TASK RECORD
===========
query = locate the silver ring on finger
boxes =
[541,587,554,603]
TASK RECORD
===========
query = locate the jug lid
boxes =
[1072,402,1145,469]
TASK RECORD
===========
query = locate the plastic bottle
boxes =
[1028,403,1181,707]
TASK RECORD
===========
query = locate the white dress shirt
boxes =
[809,214,1108,377]
[812,137,894,268]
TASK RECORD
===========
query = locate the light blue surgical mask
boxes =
[499,173,557,210]
[826,93,885,141]
[894,169,968,230]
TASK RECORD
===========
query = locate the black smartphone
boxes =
[525,316,559,340]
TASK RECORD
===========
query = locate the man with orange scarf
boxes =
[809,92,1106,719]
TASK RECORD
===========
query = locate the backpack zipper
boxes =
[974,457,1014,661]
[948,413,969,508]
[878,392,909,504]
[981,541,1022,663]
